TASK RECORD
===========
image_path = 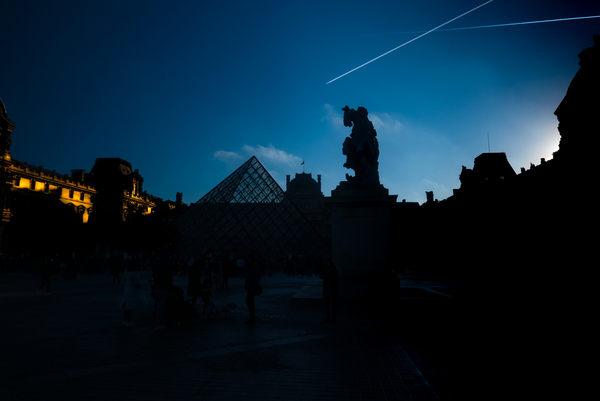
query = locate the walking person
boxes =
[201,275,213,316]
[319,258,338,323]
[244,257,261,326]
[222,256,233,289]
[37,256,53,295]
[119,262,143,326]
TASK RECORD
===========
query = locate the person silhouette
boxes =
[244,258,261,326]
[119,262,143,326]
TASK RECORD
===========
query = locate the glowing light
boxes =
[326,0,494,85]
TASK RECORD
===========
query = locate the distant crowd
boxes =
[1,250,341,327]
[126,253,337,329]
[0,251,328,279]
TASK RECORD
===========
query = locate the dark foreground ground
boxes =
[0,270,508,400]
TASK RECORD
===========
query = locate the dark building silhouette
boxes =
[154,192,189,223]
[425,37,600,398]
[0,100,186,257]
[390,36,599,284]
[456,152,517,194]
[87,158,159,224]
[285,172,330,243]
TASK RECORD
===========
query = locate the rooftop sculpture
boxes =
[554,35,600,159]
[341,106,380,185]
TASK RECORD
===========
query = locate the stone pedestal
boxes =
[324,182,398,301]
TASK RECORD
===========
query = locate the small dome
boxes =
[287,173,321,195]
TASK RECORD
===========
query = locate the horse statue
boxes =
[341,106,380,185]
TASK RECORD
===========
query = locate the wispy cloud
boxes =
[243,144,302,166]
[213,150,244,163]
[322,104,345,134]
[214,144,301,167]
[370,112,405,137]
[323,104,405,138]
[421,178,448,190]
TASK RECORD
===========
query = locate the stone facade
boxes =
[9,160,95,223]
[0,97,16,222]
[0,98,161,225]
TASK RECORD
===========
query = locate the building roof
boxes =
[473,153,517,181]
[286,172,321,196]
[90,158,133,176]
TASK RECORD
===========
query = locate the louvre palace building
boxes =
[1,36,598,278]
[0,97,188,259]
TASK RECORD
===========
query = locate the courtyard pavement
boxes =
[0,270,471,400]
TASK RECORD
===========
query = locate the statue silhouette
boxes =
[341,106,380,185]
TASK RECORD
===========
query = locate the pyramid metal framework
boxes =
[170,156,330,261]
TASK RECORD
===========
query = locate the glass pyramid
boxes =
[170,156,330,262]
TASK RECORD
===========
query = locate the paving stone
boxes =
[0,271,467,400]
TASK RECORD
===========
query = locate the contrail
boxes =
[326,0,494,85]
[390,14,600,34]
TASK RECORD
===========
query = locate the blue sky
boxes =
[2,0,599,204]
